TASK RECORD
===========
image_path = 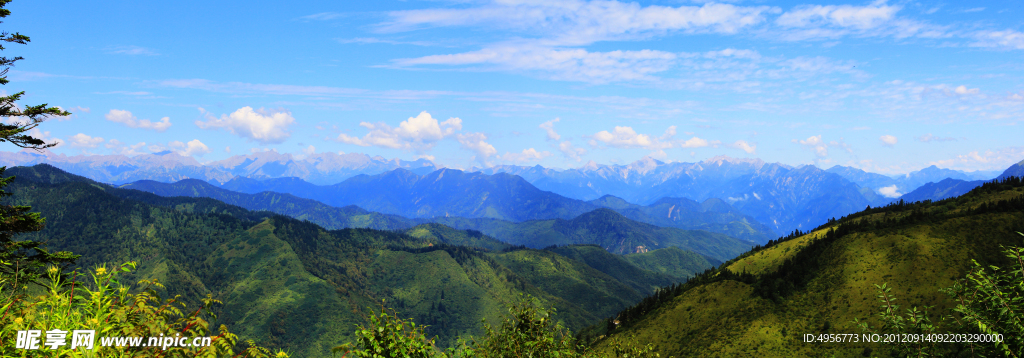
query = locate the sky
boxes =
[3,0,1023,174]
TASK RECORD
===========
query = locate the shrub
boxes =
[335,296,664,358]
[0,261,286,357]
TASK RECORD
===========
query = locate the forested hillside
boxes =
[588,177,1024,357]
[5,164,715,357]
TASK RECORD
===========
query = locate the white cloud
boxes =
[502,148,552,163]
[456,132,497,162]
[972,29,1024,50]
[225,146,231,153]
[302,145,316,156]
[953,85,979,95]
[539,118,561,141]
[679,136,715,148]
[381,1,773,45]
[878,185,902,198]
[880,135,898,147]
[105,139,148,156]
[335,111,462,151]
[169,139,211,157]
[67,133,104,148]
[195,107,296,145]
[394,44,679,84]
[590,126,714,150]
[591,126,670,150]
[105,109,172,132]
[916,133,956,143]
[29,128,63,148]
[732,140,756,154]
[106,45,159,56]
[558,141,587,162]
[776,3,900,30]
[54,106,89,121]
[793,135,828,157]
[929,146,1024,172]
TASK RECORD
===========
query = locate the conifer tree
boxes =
[0,0,78,287]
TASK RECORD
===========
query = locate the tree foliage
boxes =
[0,0,78,289]
[0,261,286,357]
[854,232,1024,358]
[335,296,663,358]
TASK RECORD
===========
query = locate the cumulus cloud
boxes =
[502,148,552,163]
[196,107,296,144]
[540,118,561,141]
[169,139,211,157]
[336,111,462,152]
[732,140,756,154]
[589,125,716,151]
[28,128,63,148]
[916,133,956,143]
[591,126,668,150]
[456,132,497,162]
[67,133,104,148]
[678,136,713,148]
[880,135,898,147]
[105,139,148,156]
[105,109,172,132]
[559,141,587,162]
[878,185,902,198]
[929,146,1024,171]
[953,85,979,95]
[793,135,828,157]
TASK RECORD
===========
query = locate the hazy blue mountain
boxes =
[0,150,441,185]
[893,165,998,191]
[0,150,234,184]
[899,178,986,203]
[317,168,600,222]
[997,159,1024,180]
[825,165,899,191]
[898,160,1024,203]
[119,178,420,230]
[207,151,441,185]
[482,156,893,234]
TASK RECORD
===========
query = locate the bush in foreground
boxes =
[335,296,664,358]
[0,261,286,357]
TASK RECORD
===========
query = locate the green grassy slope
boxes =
[589,178,1024,357]
[546,245,683,294]
[403,223,511,252]
[622,246,720,280]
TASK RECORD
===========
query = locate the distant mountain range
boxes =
[115,169,757,257]
[483,156,892,233]
[896,159,1024,203]
[825,164,1000,196]
[0,150,440,185]
[3,150,1016,235]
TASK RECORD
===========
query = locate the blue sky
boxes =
[3,0,1023,174]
